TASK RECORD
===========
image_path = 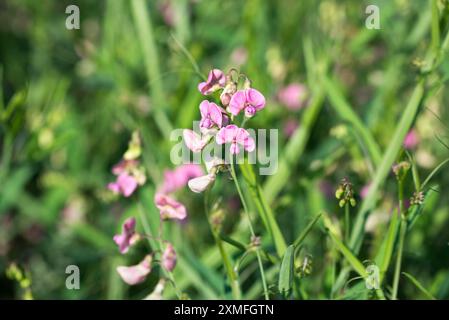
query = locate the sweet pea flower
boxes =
[277,83,308,110]
[116,255,152,285]
[228,88,265,117]
[162,244,177,272]
[198,69,226,95]
[199,100,229,133]
[216,125,255,154]
[188,173,216,193]
[183,129,209,152]
[108,173,138,197]
[160,164,204,194]
[154,193,187,220]
[113,217,138,254]
[403,129,419,149]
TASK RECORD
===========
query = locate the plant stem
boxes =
[204,191,242,299]
[344,203,350,244]
[230,160,269,300]
[392,180,406,300]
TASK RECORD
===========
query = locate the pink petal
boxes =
[230,143,240,154]
[246,88,265,110]
[403,130,419,149]
[228,90,246,116]
[187,174,215,193]
[108,182,120,193]
[154,193,187,220]
[117,255,152,285]
[113,217,137,254]
[162,244,177,272]
[199,100,210,119]
[208,102,223,128]
[183,129,207,152]
[117,173,138,197]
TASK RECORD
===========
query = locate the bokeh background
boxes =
[1,0,449,299]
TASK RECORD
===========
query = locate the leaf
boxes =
[278,245,295,297]
[402,272,436,300]
[219,233,247,252]
[375,209,400,283]
[421,158,449,190]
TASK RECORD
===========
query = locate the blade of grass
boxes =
[293,213,322,248]
[402,272,436,300]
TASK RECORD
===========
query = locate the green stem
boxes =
[230,160,269,300]
[204,191,242,299]
[392,180,406,300]
[344,203,350,244]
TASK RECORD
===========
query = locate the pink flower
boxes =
[183,129,208,152]
[198,69,226,95]
[154,193,187,220]
[229,88,266,117]
[111,160,138,175]
[160,164,204,194]
[108,173,138,197]
[113,217,137,254]
[117,255,152,285]
[216,125,255,154]
[360,184,371,199]
[199,100,228,132]
[277,83,308,110]
[403,129,419,149]
[162,244,177,272]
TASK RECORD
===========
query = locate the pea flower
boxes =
[183,129,209,152]
[216,125,255,154]
[116,255,152,285]
[160,164,204,194]
[154,193,187,220]
[113,217,138,254]
[403,129,419,149]
[229,88,265,117]
[199,100,228,133]
[108,173,138,197]
[277,83,308,110]
[187,158,226,193]
[198,69,226,95]
[161,243,177,272]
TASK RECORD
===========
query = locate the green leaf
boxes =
[402,272,436,300]
[278,245,295,297]
[375,210,399,283]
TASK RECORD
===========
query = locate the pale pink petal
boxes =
[117,173,138,197]
[246,88,265,110]
[108,182,120,193]
[160,164,204,194]
[229,90,246,116]
[230,143,240,154]
[117,255,152,285]
[113,217,137,254]
[197,69,225,95]
[278,83,307,110]
[188,174,216,193]
[208,102,223,128]
[154,193,187,220]
[183,129,207,152]
[162,244,177,272]
[403,130,419,149]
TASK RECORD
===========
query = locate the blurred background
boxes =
[0,0,448,299]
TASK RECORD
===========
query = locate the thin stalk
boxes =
[344,203,350,244]
[204,191,242,299]
[230,160,269,300]
[392,180,407,300]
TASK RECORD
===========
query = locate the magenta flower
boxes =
[162,243,177,272]
[113,217,137,254]
[160,164,204,194]
[403,129,419,149]
[229,88,265,117]
[277,83,308,110]
[216,125,255,154]
[198,69,226,95]
[154,193,187,220]
[183,129,208,152]
[116,255,152,285]
[108,173,138,197]
[199,100,227,132]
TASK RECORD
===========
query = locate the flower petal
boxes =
[117,255,152,285]
[246,88,265,110]
[183,129,207,152]
[188,174,215,193]
[228,90,246,116]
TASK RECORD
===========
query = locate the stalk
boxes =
[230,160,270,300]
[392,180,407,300]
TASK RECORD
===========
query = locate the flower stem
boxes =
[204,191,242,299]
[392,180,407,300]
[344,203,350,244]
[230,160,269,300]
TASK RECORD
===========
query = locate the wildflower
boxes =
[187,158,226,193]
[403,129,419,149]
[360,183,371,199]
[161,243,177,272]
[199,100,228,133]
[116,255,153,285]
[144,279,166,300]
[220,75,238,107]
[228,88,266,117]
[277,83,308,110]
[160,164,204,194]
[154,193,187,220]
[283,119,299,138]
[108,172,138,197]
[216,125,255,154]
[113,217,139,254]
[198,69,226,95]
[182,129,209,152]
[392,161,411,181]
